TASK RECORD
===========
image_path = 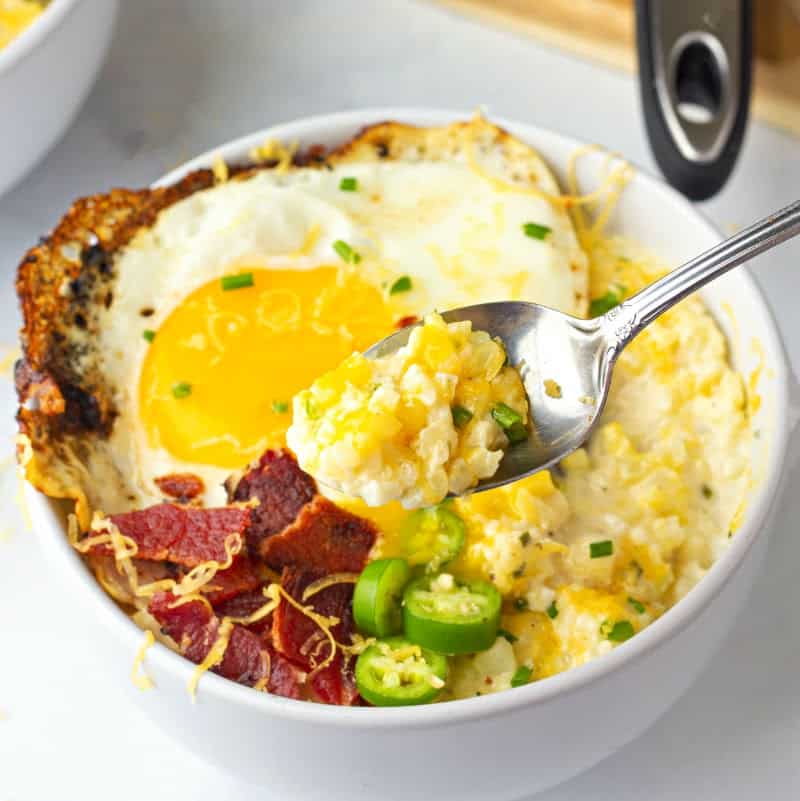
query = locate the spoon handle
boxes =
[606,198,800,350]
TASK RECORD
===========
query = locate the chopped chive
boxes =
[220,272,254,291]
[522,222,552,240]
[304,397,319,420]
[389,275,412,295]
[546,600,559,619]
[172,381,192,399]
[271,400,289,414]
[491,403,522,429]
[519,531,531,547]
[505,421,528,444]
[589,539,613,558]
[589,284,626,317]
[513,597,529,612]
[333,239,362,264]
[339,176,358,191]
[628,597,646,614]
[510,665,533,687]
[497,628,518,644]
[512,562,526,579]
[451,405,473,428]
[142,329,156,343]
[701,483,713,499]
[603,620,635,642]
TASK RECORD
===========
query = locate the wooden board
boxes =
[435,0,800,136]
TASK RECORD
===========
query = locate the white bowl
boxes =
[25,109,794,801]
[0,0,118,196]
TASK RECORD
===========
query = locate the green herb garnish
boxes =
[505,421,528,444]
[172,381,192,399]
[602,620,635,642]
[339,176,358,191]
[519,532,532,547]
[546,600,559,619]
[142,329,156,343]
[491,403,522,429]
[451,405,473,428]
[272,400,289,414]
[333,239,362,264]
[513,597,529,612]
[220,272,254,291]
[511,665,533,687]
[628,597,646,614]
[497,628,518,644]
[589,539,613,558]
[522,222,552,240]
[389,275,412,295]
[701,484,713,499]
[589,284,626,317]
[304,397,320,419]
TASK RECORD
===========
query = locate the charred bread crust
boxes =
[17,171,216,448]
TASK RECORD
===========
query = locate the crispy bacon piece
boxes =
[214,588,274,635]
[90,504,251,567]
[154,473,205,502]
[199,555,262,606]
[261,496,376,574]
[149,592,302,698]
[267,645,307,700]
[272,568,359,706]
[149,592,220,664]
[225,450,316,553]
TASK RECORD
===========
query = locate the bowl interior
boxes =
[25,109,790,726]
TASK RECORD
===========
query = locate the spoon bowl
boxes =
[366,303,610,492]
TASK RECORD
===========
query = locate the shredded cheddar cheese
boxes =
[273,584,340,677]
[131,630,156,690]
[212,156,229,183]
[248,138,298,173]
[464,114,631,212]
[301,572,359,602]
[188,618,234,702]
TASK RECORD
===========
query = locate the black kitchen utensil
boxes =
[635,0,752,201]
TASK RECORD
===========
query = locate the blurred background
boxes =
[0,2,797,799]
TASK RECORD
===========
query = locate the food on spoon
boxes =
[15,117,751,707]
[287,312,529,508]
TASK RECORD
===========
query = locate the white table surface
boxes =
[1,2,798,799]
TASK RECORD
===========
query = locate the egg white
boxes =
[97,157,587,509]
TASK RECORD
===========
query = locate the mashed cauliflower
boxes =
[344,239,751,700]
[288,312,528,508]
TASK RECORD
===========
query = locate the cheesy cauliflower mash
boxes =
[345,240,751,701]
[287,312,528,508]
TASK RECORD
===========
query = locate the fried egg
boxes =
[85,120,588,509]
[18,118,587,514]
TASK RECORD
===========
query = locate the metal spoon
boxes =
[367,199,800,495]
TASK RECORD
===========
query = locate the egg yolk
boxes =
[139,266,396,468]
